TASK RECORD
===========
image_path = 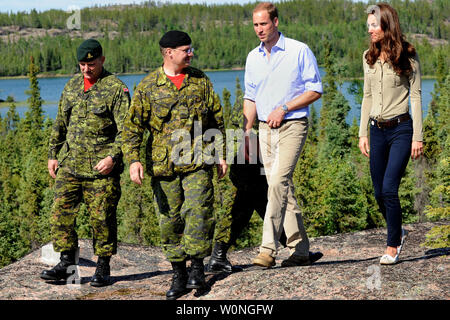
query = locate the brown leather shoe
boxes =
[252,252,275,268]
[281,251,323,267]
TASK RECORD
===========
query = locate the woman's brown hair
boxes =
[365,3,416,76]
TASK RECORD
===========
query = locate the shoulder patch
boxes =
[124,88,129,93]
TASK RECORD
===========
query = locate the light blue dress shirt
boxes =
[244,32,323,121]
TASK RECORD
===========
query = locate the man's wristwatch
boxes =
[281,104,289,114]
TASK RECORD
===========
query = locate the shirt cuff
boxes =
[305,82,323,94]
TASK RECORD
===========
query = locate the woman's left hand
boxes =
[411,141,423,160]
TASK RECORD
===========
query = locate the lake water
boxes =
[0,69,435,123]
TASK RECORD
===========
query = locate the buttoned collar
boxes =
[258,32,285,54]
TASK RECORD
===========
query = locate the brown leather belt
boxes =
[370,113,411,129]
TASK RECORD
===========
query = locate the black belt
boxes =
[370,113,411,129]
[259,117,308,125]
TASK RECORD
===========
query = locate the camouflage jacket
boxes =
[48,68,130,178]
[122,66,225,177]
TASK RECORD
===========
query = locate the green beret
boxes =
[77,39,103,62]
[159,30,191,48]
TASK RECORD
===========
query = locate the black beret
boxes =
[159,30,191,48]
[77,39,103,62]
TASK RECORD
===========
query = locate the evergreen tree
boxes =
[24,56,44,141]
[229,77,245,129]
[15,56,49,253]
[0,103,25,266]
[318,40,351,159]
[423,73,450,249]
[222,87,232,129]
[318,40,336,139]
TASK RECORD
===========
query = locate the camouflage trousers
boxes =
[151,168,214,262]
[50,167,121,257]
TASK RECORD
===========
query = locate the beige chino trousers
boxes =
[258,118,310,258]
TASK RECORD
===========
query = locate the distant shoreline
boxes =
[0,101,59,109]
[0,69,437,108]
[0,69,437,81]
[0,68,247,80]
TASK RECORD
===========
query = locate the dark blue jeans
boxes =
[370,118,412,247]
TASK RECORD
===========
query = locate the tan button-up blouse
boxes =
[359,50,423,141]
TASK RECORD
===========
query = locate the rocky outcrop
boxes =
[0,25,121,43]
[0,221,448,300]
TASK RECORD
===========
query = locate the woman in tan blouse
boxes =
[358,3,423,265]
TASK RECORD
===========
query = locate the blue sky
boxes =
[0,0,267,13]
[0,0,368,13]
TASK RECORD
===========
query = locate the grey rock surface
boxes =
[0,221,448,300]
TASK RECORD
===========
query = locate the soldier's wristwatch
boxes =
[281,104,289,113]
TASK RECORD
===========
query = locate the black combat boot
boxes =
[207,242,232,274]
[186,258,207,289]
[40,250,76,281]
[90,256,111,287]
[166,261,189,300]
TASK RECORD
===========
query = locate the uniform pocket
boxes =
[90,104,115,135]
[147,144,172,176]
[91,104,109,115]
[93,143,123,175]
[190,94,208,125]
[150,98,173,131]
[94,143,112,161]
[152,145,167,162]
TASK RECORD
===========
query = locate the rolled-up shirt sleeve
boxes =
[243,54,256,102]
[300,46,323,94]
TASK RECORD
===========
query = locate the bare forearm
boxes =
[243,99,257,132]
[283,91,321,112]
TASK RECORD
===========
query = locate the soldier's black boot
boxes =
[90,256,111,287]
[207,242,232,274]
[186,258,207,289]
[40,250,76,281]
[166,261,189,300]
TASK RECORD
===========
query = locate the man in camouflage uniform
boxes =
[122,31,227,300]
[40,39,130,287]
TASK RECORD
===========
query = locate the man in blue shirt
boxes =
[243,2,323,268]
